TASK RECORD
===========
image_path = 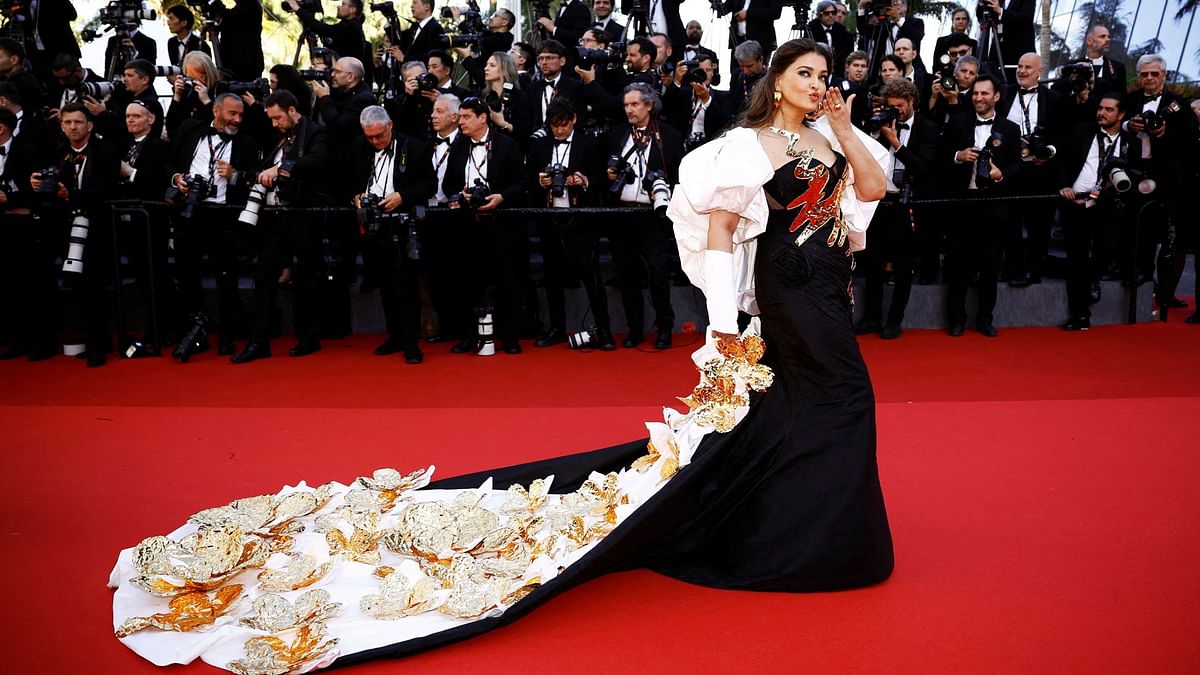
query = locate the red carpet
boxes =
[2,317,1198,673]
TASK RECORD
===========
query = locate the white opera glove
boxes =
[692,249,739,369]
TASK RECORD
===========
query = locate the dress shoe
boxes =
[86,351,107,368]
[0,346,28,360]
[654,331,672,349]
[534,327,567,348]
[853,319,882,336]
[217,338,236,356]
[1007,274,1040,288]
[595,328,617,351]
[880,323,902,340]
[288,340,321,357]
[230,342,271,364]
[1089,281,1102,305]
[502,339,522,355]
[403,346,424,364]
[424,334,447,344]
[450,338,478,354]
[1063,317,1090,331]
[375,338,404,356]
[947,321,965,337]
[622,332,644,348]
[976,321,998,337]
[1160,296,1189,309]
[1185,312,1199,324]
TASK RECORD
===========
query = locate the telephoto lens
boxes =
[62,210,91,274]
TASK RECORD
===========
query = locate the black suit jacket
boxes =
[50,138,121,214]
[257,117,332,205]
[0,135,42,211]
[723,0,781,54]
[401,18,445,63]
[526,76,606,129]
[350,133,436,208]
[167,34,213,67]
[996,0,1036,68]
[551,0,593,49]
[207,0,265,79]
[998,84,1067,141]
[808,20,854,76]
[1121,88,1199,186]
[103,32,158,79]
[604,122,685,199]
[877,114,939,194]
[168,119,261,204]
[298,10,369,69]
[120,135,171,201]
[1,69,46,112]
[1090,56,1127,98]
[896,16,925,65]
[662,84,732,140]
[527,132,603,207]
[940,111,1022,192]
[1056,123,1137,190]
[728,69,765,115]
[29,0,80,60]
[595,17,625,43]
[443,132,528,206]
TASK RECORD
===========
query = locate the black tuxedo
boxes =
[662,84,732,141]
[167,33,212,67]
[527,132,602,207]
[992,0,1036,73]
[595,17,625,43]
[526,75,605,129]
[350,135,436,209]
[999,84,1067,140]
[940,110,1021,327]
[550,0,593,49]
[0,134,55,354]
[120,135,171,201]
[443,132,527,205]
[400,17,445,63]
[103,31,158,79]
[115,133,171,344]
[297,10,369,68]
[207,0,265,79]
[1089,56,1127,98]
[722,0,781,55]
[932,34,978,69]
[168,119,261,205]
[1121,88,1197,186]
[808,20,854,76]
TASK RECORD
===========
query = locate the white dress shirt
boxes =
[187,128,234,203]
[1071,129,1121,198]
[619,128,651,204]
[549,132,573,208]
[431,129,458,204]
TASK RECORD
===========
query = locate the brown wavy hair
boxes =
[739,39,834,129]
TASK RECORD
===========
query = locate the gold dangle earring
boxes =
[773,90,782,107]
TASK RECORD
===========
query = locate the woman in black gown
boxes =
[111,39,893,672]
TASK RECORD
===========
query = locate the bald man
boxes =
[997,52,1068,287]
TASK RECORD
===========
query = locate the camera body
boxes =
[450,178,491,209]
[167,174,215,220]
[643,169,671,215]
[867,104,900,132]
[218,78,271,101]
[485,82,513,112]
[416,73,440,92]
[1138,110,1164,133]
[34,166,61,195]
[936,54,957,93]
[975,0,998,24]
[298,69,331,83]
[679,60,708,84]
[974,131,1004,185]
[1059,62,1093,94]
[546,163,568,198]
[607,155,635,194]
[1020,126,1054,161]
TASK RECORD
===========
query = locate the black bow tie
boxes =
[896,122,909,130]
[0,145,6,156]
[208,128,234,142]
[975,118,994,126]
[554,138,571,146]
[1020,88,1038,95]
[1143,93,1161,103]
[471,139,488,147]
[434,136,451,145]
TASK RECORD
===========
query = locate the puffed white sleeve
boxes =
[667,127,776,315]
[811,116,891,252]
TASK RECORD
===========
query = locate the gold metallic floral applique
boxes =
[316,493,385,564]
[227,622,339,675]
[115,584,244,637]
[188,485,334,547]
[355,467,433,511]
[680,334,774,432]
[239,589,342,633]
[383,493,502,562]
[501,479,550,514]
[256,553,332,592]
[632,436,682,481]
[130,525,272,597]
[359,571,443,620]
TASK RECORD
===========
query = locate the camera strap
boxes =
[1016,89,1035,135]
[370,138,396,194]
[206,132,230,186]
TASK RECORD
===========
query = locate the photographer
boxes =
[383,60,435,139]
[1121,55,1198,310]
[285,0,369,73]
[425,93,470,343]
[197,0,265,80]
[928,54,978,127]
[399,0,445,64]
[810,1,854,76]
[426,50,472,101]
[728,40,765,114]
[166,5,212,67]
[477,51,532,145]
[931,6,977,68]
[166,93,259,358]
[47,54,105,114]
[940,74,1021,337]
[0,38,45,112]
[593,0,624,41]
[166,51,222,137]
[606,82,682,350]
[443,96,528,355]
[855,78,937,340]
[1082,25,1126,99]
[29,102,120,367]
[0,82,51,149]
[662,54,730,150]
[998,52,1066,287]
[231,90,332,364]
[1056,94,1134,331]
[720,0,782,73]
[351,106,435,361]
[622,35,660,91]
[529,40,604,130]
[927,34,973,113]
[312,57,374,190]
[976,0,1034,80]
[93,60,165,147]
[857,0,924,70]
[680,20,718,65]
[510,42,537,88]
[102,19,158,79]
[536,0,593,54]
[0,108,54,361]
[526,99,615,351]
[457,8,517,88]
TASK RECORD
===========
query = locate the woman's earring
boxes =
[773,90,782,107]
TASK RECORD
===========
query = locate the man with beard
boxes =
[809,1,853,76]
[728,40,766,115]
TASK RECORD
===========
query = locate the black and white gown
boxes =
[109,124,893,673]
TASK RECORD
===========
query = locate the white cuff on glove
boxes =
[703,249,738,336]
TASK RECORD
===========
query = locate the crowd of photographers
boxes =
[0,1,1197,368]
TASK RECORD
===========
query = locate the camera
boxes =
[166,174,215,220]
[684,131,706,153]
[862,0,895,18]
[546,163,568,198]
[531,0,553,21]
[81,1,156,51]
[62,210,90,274]
[416,72,440,91]
[974,131,1004,186]
[1138,110,1164,133]
[438,33,482,49]
[298,69,331,83]
[1059,62,1093,94]
[1020,126,1054,161]
[1101,157,1156,196]
[975,0,998,24]
[576,46,622,70]
[34,166,61,195]
[450,178,491,208]
[239,183,268,226]
[867,104,900,132]
[371,2,404,46]
[936,54,957,93]
[607,155,635,194]
[77,80,119,99]
[217,78,271,101]
[679,60,707,84]
[283,0,322,13]
[643,169,671,216]
[485,82,514,112]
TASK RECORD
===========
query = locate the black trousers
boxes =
[464,213,528,341]
[1004,167,1058,279]
[859,199,915,326]
[945,199,1004,325]
[1060,199,1116,320]
[250,212,325,345]
[172,206,250,338]
[610,211,675,335]
[539,214,611,332]
[1,213,59,352]
[115,204,172,344]
[424,210,473,341]
[913,203,944,282]
[361,223,422,347]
